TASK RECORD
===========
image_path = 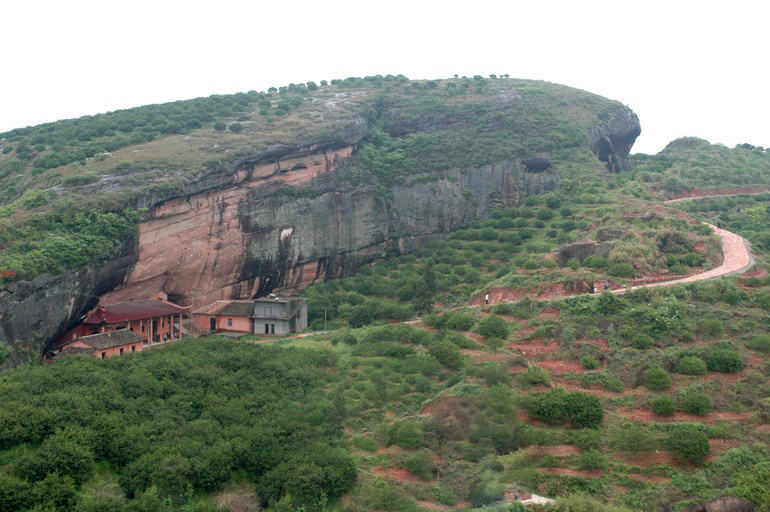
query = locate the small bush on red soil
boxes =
[517,365,551,387]
[580,356,600,370]
[642,367,672,391]
[524,388,604,429]
[403,451,435,480]
[477,315,510,339]
[577,450,608,471]
[679,391,713,415]
[650,396,676,417]
[666,424,710,464]
[675,356,708,375]
[706,349,744,373]
[747,334,770,353]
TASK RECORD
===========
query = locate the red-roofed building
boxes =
[58,330,145,359]
[56,299,190,349]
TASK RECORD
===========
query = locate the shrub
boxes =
[213,122,226,131]
[631,334,654,350]
[706,350,744,373]
[666,424,710,464]
[642,367,671,390]
[353,436,379,452]
[387,422,423,449]
[577,450,608,471]
[700,317,724,337]
[609,420,658,453]
[428,341,464,369]
[651,396,676,416]
[675,356,708,375]
[403,451,435,480]
[580,356,599,370]
[525,388,603,429]
[517,365,550,387]
[747,334,770,353]
[477,315,510,339]
[679,391,713,415]
[431,484,458,506]
[608,263,635,277]
[583,255,607,269]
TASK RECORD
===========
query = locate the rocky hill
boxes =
[0,77,639,366]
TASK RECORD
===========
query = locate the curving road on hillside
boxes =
[609,221,754,295]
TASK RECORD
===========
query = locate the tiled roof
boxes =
[76,329,144,349]
[193,300,255,317]
[85,300,189,325]
[58,347,96,358]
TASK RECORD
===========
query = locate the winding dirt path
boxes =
[610,221,753,295]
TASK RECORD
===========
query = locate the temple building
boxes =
[58,330,145,359]
[56,298,190,349]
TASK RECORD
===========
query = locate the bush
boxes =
[747,334,770,353]
[476,315,509,339]
[631,334,654,350]
[642,367,671,390]
[228,123,244,132]
[650,396,676,417]
[353,436,379,452]
[580,356,599,370]
[403,451,435,480]
[706,349,744,373]
[525,388,603,429]
[517,365,550,386]
[700,317,724,337]
[679,391,713,415]
[608,263,636,277]
[428,341,464,369]
[431,484,458,506]
[666,424,710,464]
[577,449,608,471]
[609,420,658,453]
[213,122,226,131]
[387,422,423,449]
[675,356,708,375]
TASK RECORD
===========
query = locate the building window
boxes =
[101,352,106,359]
[131,345,136,352]
[265,323,269,334]
[270,324,275,334]
[228,318,232,327]
[120,348,124,355]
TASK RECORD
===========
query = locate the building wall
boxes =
[193,314,251,333]
[94,342,143,359]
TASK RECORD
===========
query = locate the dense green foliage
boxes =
[0,340,356,509]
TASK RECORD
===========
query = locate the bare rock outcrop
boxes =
[587,106,641,172]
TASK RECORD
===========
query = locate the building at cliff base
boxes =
[193,297,308,335]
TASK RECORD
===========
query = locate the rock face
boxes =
[670,496,755,512]
[100,155,555,310]
[587,107,641,172]
[0,236,137,368]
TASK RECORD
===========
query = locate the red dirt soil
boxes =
[420,396,469,416]
[536,358,586,374]
[616,408,753,424]
[536,468,604,478]
[508,339,560,357]
[528,445,581,456]
[371,466,425,483]
[616,451,675,466]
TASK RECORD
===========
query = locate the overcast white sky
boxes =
[1,0,767,154]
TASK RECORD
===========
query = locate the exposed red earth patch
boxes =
[537,308,560,320]
[626,474,672,483]
[709,439,742,452]
[464,332,487,345]
[616,408,753,424]
[616,451,675,466]
[528,445,581,457]
[517,410,549,427]
[508,339,560,357]
[420,396,468,416]
[371,466,425,483]
[462,349,511,363]
[536,358,586,374]
[536,468,604,478]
